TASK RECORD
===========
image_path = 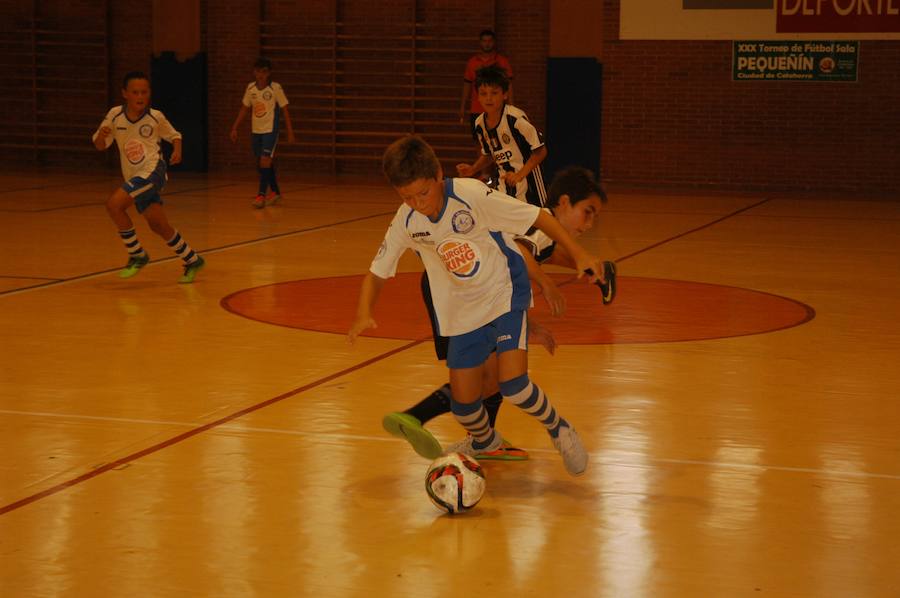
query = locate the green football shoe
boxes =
[382,412,442,460]
[119,254,150,279]
[178,256,205,284]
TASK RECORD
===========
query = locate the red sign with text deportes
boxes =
[777,0,900,32]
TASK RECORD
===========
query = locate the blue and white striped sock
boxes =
[119,228,146,259]
[450,398,496,449]
[500,374,564,438]
[166,230,198,265]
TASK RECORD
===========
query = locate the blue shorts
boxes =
[121,168,167,214]
[252,131,279,158]
[446,310,528,369]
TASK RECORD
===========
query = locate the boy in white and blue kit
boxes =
[93,71,205,283]
[230,57,295,208]
[349,136,601,476]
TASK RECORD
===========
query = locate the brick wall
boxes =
[4,0,897,193]
[601,0,900,194]
[203,0,549,176]
[497,0,548,129]
[206,0,260,172]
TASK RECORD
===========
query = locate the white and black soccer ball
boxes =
[425,452,486,514]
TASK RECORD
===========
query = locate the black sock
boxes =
[269,165,280,194]
[405,384,451,425]
[483,392,503,428]
[257,167,268,195]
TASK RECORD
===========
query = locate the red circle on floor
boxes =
[221,272,814,344]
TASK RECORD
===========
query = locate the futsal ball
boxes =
[425,452,486,514]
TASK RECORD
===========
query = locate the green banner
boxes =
[733,40,858,81]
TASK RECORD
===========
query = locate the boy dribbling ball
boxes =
[349,135,604,476]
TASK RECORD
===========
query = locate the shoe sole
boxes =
[382,413,442,460]
[119,259,150,279]
[595,261,617,305]
[477,449,529,461]
[119,268,144,279]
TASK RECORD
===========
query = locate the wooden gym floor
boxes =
[0,171,898,597]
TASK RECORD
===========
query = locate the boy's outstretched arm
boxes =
[459,81,471,123]
[347,271,388,344]
[527,316,556,355]
[93,126,111,151]
[169,138,183,165]
[281,105,296,144]
[229,106,249,142]
[515,239,566,317]
[456,153,493,178]
[502,145,547,187]
[532,210,602,283]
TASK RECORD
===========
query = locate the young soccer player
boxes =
[93,71,205,283]
[457,65,548,207]
[229,57,296,209]
[382,166,614,460]
[348,136,603,476]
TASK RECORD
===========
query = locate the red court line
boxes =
[0,196,776,514]
[0,339,426,516]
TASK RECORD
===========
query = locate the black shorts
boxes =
[421,271,449,361]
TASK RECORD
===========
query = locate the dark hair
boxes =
[546,166,607,209]
[479,29,495,39]
[254,57,272,70]
[474,64,510,92]
[382,135,441,187]
[122,71,149,89]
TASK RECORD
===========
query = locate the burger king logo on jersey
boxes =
[253,101,267,118]
[124,138,145,164]
[437,238,481,279]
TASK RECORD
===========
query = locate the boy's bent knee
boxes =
[499,374,529,397]
[106,193,130,215]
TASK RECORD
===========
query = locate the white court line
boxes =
[3,408,898,481]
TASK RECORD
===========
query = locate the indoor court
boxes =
[2,0,899,595]
[1,172,898,596]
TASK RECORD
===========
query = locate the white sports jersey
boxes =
[370,178,540,337]
[517,209,556,264]
[93,106,181,182]
[242,81,289,134]
[474,104,547,207]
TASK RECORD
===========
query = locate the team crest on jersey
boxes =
[123,139,145,164]
[139,124,153,138]
[502,133,511,144]
[451,210,475,234]
[437,238,481,279]
[263,90,272,100]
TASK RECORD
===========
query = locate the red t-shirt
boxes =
[463,52,513,114]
